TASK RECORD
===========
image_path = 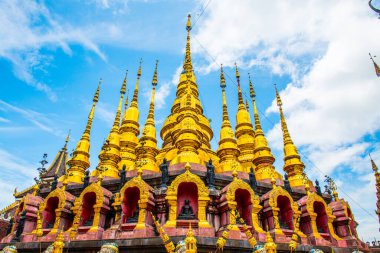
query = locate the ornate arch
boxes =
[165,165,210,228]
[37,188,67,233]
[305,192,341,241]
[118,176,153,229]
[69,183,105,238]
[166,169,209,198]
[225,178,264,233]
[267,186,305,237]
[120,176,150,204]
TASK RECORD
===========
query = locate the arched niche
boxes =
[116,175,154,232]
[37,187,75,236]
[262,186,303,238]
[300,192,342,244]
[177,182,198,219]
[122,187,140,223]
[223,177,264,234]
[69,183,111,240]
[165,165,211,229]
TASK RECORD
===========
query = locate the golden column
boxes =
[275,85,306,187]
[370,155,380,226]
[216,65,242,173]
[249,75,280,181]
[93,71,127,178]
[135,61,160,172]
[234,64,255,171]
[120,61,142,170]
[66,80,101,183]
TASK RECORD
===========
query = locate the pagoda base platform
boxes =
[0,236,368,253]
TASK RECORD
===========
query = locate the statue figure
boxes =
[0,245,18,253]
[12,210,26,242]
[118,165,127,190]
[51,175,58,191]
[249,167,257,190]
[177,199,195,220]
[83,170,90,188]
[284,174,292,193]
[6,217,13,235]
[160,158,169,188]
[84,213,94,226]
[42,245,54,253]
[126,207,139,223]
[206,159,215,190]
[98,243,119,253]
[315,179,322,196]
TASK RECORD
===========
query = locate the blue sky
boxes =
[1,0,380,240]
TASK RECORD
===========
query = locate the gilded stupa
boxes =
[0,15,369,253]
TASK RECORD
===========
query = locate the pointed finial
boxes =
[121,70,128,94]
[275,84,282,107]
[63,130,71,150]
[220,64,226,89]
[235,62,240,80]
[138,59,143,76]
[124,89,129,110]
[303,175,310,195]
[152,60,159,87]
[97,173,103,185]
[137,167,143,178]
[93,78,102,103]
[185,162,191,171]
[186,14,192,31]
[232,169,238,180]
[245,99,249,110]
[370,153,379,172]
[249,73,255,99]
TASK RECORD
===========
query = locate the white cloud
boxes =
[0,148,38,209]
[155,82,171,109]
[96,102,115,126]
[194,0,380,241]
[0,116,10,123]
[0,0,106,101]
[0,100,65,137]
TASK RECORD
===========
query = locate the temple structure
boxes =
[0,15,370,253]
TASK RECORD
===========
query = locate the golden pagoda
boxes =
[120,60,143,170]
[0,14,366,253]
[66,80,101,183]
[92,71,127,178]
[248,74,280,181]
[134,60,160,172]
[275,84,306,187]
[157,14,219,167]
[216,65,242,173]
[234,64,255,171]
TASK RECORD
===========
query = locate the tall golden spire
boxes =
[157,14,218,167]
[93,71,127,178]
[234,64,255,170]
[183,14,193,74]
[120,61,142,170]
[216,65,241,173]
[370,154,380,226]
[135,61,160,172]
[67,80,101,183]
[275,85,305,187]
[249,75,278,181]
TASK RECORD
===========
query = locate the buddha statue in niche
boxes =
[126,206,139,223]
[177,199,195,220]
